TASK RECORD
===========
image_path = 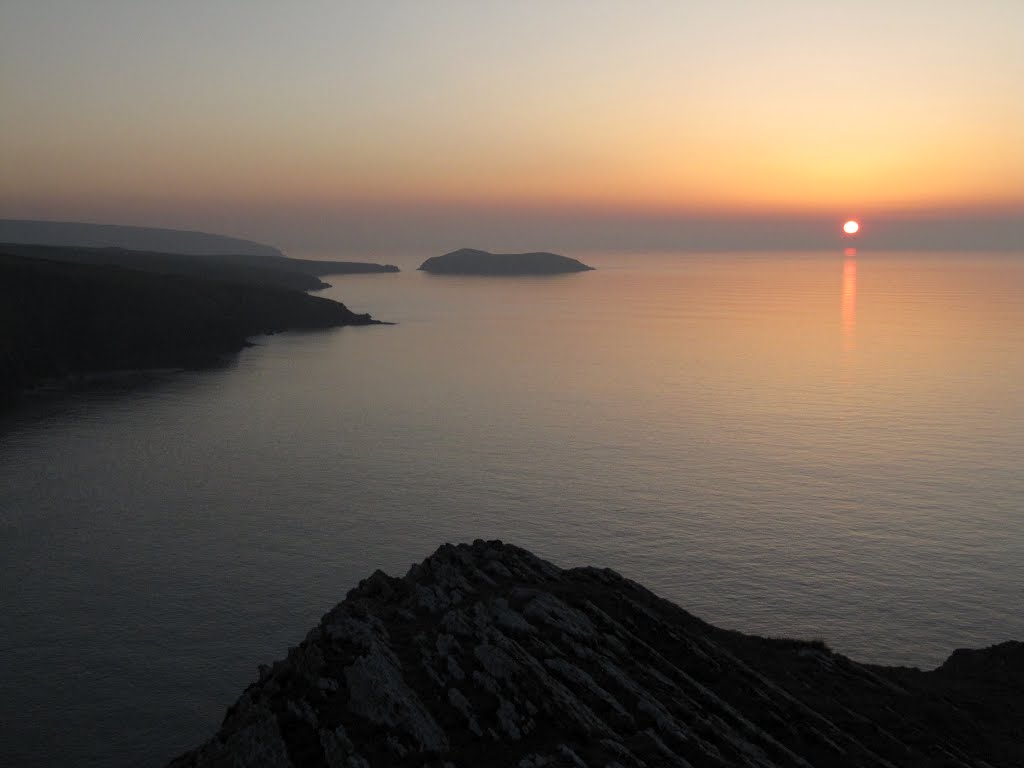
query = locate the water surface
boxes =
[2,250,1022,766]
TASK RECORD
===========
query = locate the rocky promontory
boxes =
[419,249,594,275]
[169,540,1023,767]
[0,252,381,408]
[0,242,400,293]
[282,258,400,278]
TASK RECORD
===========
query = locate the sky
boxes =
[2,1,1022,253]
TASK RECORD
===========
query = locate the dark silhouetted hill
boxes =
[169,540,1024,768]
[0,252,380,408]
[0,221,400,287]
[419,248,594,275]
[0,219,285,257]
[0,242,332,291]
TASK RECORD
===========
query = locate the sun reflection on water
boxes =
[841,252,857,352]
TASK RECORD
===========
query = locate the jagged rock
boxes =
[169,541,1024,767]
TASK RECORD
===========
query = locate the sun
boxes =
[843,220,860,235]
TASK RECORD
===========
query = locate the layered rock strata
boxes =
[170,541,1023,767]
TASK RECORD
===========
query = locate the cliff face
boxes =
[169,541,1023,768]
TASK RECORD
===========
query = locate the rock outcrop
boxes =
[170,541,1024,767]
[419,249,594,275]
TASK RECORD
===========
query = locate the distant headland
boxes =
[0,219,287,258]
[0,221,400,288]
[0,222,397,409]
[419,248,594,275]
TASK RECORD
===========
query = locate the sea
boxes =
[2,249,1022,767]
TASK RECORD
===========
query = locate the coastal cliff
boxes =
[0,252,380,407]
[169,540,1023,767]
[419,249,594,275]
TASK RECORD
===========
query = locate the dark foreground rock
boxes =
[170,541,1023,768]
[419,249,594,275]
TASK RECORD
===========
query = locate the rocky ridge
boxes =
[170,541,1023,767]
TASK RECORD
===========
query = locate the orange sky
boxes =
[2,2,1022,247]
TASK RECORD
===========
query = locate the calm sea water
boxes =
[2,250,1022,767]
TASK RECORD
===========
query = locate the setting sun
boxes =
[843,220,860,235]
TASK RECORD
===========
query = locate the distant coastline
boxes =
[0,244,386,410]
[0,220,401,288]
[0,219,287,258]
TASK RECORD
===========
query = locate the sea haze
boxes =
[2,250,1022,767]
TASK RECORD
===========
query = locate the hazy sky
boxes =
[2,1,1022,252]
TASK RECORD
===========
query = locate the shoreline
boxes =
[0,251,386,413]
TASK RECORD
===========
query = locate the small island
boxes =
[419,248,594,275]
